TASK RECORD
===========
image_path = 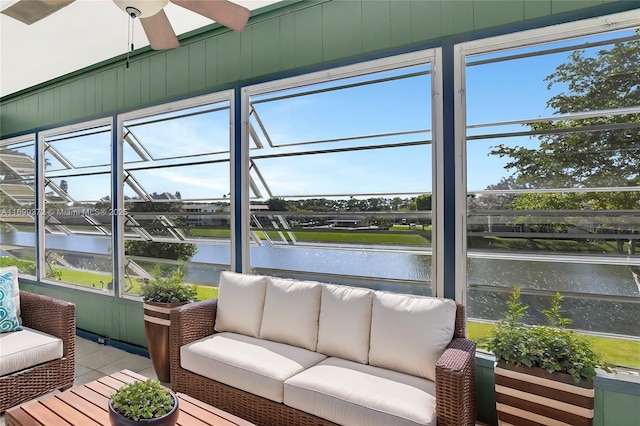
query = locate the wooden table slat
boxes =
[5,408,42,426]
[178,393,254,426]
[95,375,129,392]
[39,396,101,426]
[83,380,119,399]
[21,402,70,426]
[6,370,256,426]
[114,369,149,382]
[175,410,212,426]
[69,385,110,409]
[56,391,110,426]
[177,398,238,426]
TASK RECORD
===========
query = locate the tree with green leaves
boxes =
[490,37,640,266]
[124,201,197,265]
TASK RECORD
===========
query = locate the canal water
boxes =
[2,231,639,337]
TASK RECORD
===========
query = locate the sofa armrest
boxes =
[435,337,477,426]
[170,299,217,382]
[170,299,217,347]
[19,291,76,360]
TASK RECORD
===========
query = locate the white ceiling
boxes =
[0,0,280,98]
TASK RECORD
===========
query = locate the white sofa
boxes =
[170,271,476,426]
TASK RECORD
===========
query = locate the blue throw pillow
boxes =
[0,271,22,333]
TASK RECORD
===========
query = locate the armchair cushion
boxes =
[284,357,437,426]
[0,326,63,376]
[0,269,22,333]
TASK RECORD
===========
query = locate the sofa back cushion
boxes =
[316,284,373,364]
[368,292,457,381]
[260,278,322,351]
[214,271,268,338]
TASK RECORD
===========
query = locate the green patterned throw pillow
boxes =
[0,271,22,333]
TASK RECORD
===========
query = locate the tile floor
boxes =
[0,336,155,425]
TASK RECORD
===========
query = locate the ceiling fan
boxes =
[1,0,251,50]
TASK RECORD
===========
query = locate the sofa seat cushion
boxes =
[284,357,437,426]
[0,326,64,376]
[180,332,327,403]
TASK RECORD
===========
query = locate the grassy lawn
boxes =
[471,235,624,254]
[468,321,640,369]
[188,229,231,238]
[55,269,218,301]
[253,229,430,246]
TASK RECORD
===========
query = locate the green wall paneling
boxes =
[148,54,168,103]
[18,282,146,347]
[361,1,392,53]
[525,0,553,19]
[475,358,498,425]
[251,18,284,77]
[293,5,324,67]
[188,40,207,94]
[321,1,363,62]
[123,59,143,108]
[474,1,527,30]
[553,0,605,14]
[166,47,191,99]
[411,0,445,42]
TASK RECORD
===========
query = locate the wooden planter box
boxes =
[495,361,594,426]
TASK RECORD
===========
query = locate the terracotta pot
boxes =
[108,392,179,426]
[494,361,594,426]
[143,301,188,383]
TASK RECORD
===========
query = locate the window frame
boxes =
[241,49,446,296]
[454,10,640,328]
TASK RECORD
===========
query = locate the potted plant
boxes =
[109,379,179,425]
[486,287,610,426]
[141,265,198,383]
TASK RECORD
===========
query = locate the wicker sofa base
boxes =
[0,357,74,413]
[173,366,337,426]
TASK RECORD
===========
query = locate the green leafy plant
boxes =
[140,265,199,303]
[486,286,611,383]
[110,380,175,421]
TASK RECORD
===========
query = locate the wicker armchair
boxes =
[0,291,76,412]
[171,299,477,426]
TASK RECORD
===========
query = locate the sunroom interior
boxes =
[1,1,639,425]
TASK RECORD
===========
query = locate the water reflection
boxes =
[2,231,638,336]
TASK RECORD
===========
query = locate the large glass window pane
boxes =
[0,136,36,277]
[43,123,113,290]
[248,60,434,295]
[121,100,231,300]
[464,28,640,368]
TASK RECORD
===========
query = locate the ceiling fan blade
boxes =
[1,0,75,25]
[171,0,250,32]
[140,9,180,50]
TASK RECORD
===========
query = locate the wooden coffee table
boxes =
[6,369,254,425]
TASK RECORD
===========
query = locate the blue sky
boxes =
[37,27,633,203]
